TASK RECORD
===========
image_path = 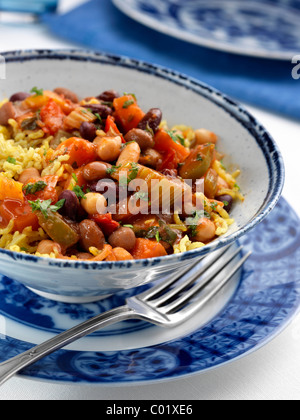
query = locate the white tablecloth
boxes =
[0,0,299,401]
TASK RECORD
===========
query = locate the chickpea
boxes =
[19,167,41,184]
[116,141,141,167]
[108,227,136,251]
[96,136,122,162]
[79,220,105,252]
[81,192,107,215]
[83,161,111,182]
[193,218,216,243]
[194,129,218,145]
[36,240,62,255]
[112,247,134,261]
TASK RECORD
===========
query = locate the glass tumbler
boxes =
[0,0,58,14]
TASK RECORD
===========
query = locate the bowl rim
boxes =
[0,48,285,269]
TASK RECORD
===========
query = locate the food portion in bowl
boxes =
[0,87,244,261]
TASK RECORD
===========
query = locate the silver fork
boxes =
[0,244,251,386]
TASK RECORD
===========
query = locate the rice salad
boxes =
[0,88,243,261]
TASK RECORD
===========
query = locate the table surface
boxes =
[0,0,300,401]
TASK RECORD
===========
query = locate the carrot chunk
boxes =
[131,238,167,260]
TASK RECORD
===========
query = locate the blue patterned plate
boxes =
[112,0,300,60]
[0,197,299,384]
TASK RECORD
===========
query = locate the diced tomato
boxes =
[157,149,178,171]
[50,137,98,168]
[23,90,74,114]
[154,129,190,162]
[90,213,120,236]
[24,175,59,204]
[0,199,39,232]
[113,95,145,133]
[105,115,125,143]
[40,99,65,135]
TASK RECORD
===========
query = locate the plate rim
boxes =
[0,197,299,386]
[111,0,300,61]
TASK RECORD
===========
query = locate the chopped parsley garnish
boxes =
[73,185,86,200]
[106,164,121,176]
[167,130,185,146]
[30,87,44,96]
[186,210,211,237]
[72,173,78,183]
[210,201,218,211]
[133,191,149,202]
[6,157,16,164]
[155,230,160,243]
[123,92,137,101]
[145,122,154,137]
[23,181,47,196]
[95,113,103,123]
[119,163,139,186]
[122,99,135,109]
[128,163,139,182]
[28,199,65,218]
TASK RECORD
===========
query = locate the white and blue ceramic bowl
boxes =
[0,50,284,302]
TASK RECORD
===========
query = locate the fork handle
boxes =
[0,305,135,386]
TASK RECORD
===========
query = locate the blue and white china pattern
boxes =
[112,0,300,59]
[0,198,299,384]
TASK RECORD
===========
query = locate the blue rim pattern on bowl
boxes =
[0,49,285,270]
[0,197,298,385]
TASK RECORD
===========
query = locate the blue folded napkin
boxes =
[42,0,300,120]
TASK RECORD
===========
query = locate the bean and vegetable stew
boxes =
[0,87,243,261]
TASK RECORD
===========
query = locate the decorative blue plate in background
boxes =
[0,197,299,385]
[112,0,300,60]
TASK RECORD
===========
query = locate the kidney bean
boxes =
[83,103,112,119]
[139,148,162,169]
[124,128,155,150]
[108,227,136,251]
[215,194,234,213]
[83,162,111,182]
[9,92,30,102]
[97,90,119,103]
[137,108,162,133]
[58,190,80,221]
[0,102,16,125]
[54,87,79,103]
[19,167,41,184]
[80,122,97,142]
[79,219,105,252]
